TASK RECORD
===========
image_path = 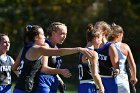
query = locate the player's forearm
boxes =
[40,47,81,56]
[92,74,104,92]
[41,67,62,74]
[130,64,137,79]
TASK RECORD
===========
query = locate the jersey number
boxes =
[19,60,24,74]
[78,64,83,80]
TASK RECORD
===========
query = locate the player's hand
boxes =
[111,68,120,78]
[60,69,72,78]
[130,80,137,93]
[79,48,95,59]
[130,77,138,84]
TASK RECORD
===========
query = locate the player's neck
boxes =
[48,38,57,46]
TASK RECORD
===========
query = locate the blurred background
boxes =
[0,0,139,93]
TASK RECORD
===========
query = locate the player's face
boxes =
[53,26,67,44]
[118,33,123,42]
[92,34,102,48]
[35,28,45,46]
[0,36,10,52]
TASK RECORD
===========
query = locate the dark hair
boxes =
[108,23,124,41]
[86,24,101,42]
[0,34,8,42]
[46,22,66,37]
[24,25,42,45]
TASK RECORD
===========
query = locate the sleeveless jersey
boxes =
[113,42,127,74]
[45,39,62,69]
[15,44,42,93]
[37,39,62,84]
[78,53,93,80]
[36,39,62,93]
[78,48,98,93]
[95,42,113,76]
[113,42,130,93]
[0,55,12,85]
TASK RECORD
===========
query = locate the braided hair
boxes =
[46,22,67,37]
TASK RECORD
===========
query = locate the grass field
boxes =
[11,82,140,93]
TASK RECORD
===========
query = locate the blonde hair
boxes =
[46,22,67,37]
[108,23,124,41]
[94,21,111,37]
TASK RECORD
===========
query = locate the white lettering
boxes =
[0,66,11,71]
[98,54,107,61]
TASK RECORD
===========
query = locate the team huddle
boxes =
[0,21,138,93]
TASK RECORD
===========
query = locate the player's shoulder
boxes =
[44,42,50,48]
[8,56,14,64]
[121,42,129,49]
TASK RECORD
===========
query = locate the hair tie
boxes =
[26,25,33,31]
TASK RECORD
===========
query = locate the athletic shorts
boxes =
[116,74,130,93]
[101,76,118,93]
[13,88,26,93]
[78,80,98,93]
[36,74,58,93]
[0,84,11,93]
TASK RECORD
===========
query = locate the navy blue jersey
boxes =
[78,53,92,81]
[0,55,12,85]
[15,44,42,93]
[36,39,62,93]
[95,42,113,76]
[45,39,62,69]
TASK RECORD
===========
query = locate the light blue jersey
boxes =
[113,42,130,93]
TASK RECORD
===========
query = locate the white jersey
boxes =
[0,55,12,85]
[114,42,127,74]
[113,42,130,93]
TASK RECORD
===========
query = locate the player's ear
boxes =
[34,35,39,41]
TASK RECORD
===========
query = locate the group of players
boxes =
[0,21,138,93]
[78,21,138,93]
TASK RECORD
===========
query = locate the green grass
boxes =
[59,83,77,93]
[11,83,15,93]
[11,82,140,93]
